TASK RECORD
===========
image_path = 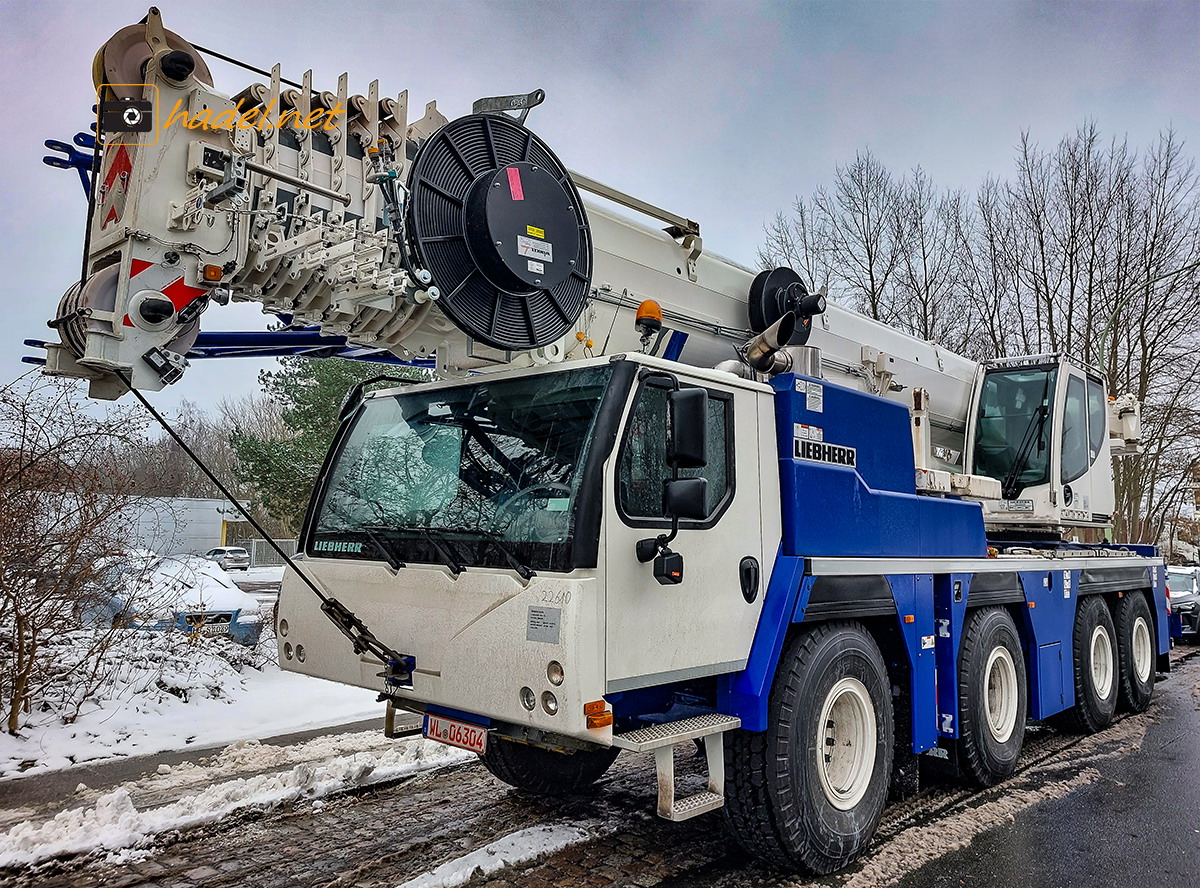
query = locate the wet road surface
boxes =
[4,648,1197,888]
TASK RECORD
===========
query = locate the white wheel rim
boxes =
[1090,624,1114,700]
[816,677,877,811]
[1132,616,1152,683]
[984,645,1019,743]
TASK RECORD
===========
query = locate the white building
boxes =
[131,497,246,555]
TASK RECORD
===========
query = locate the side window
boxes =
[1061,375,1089,484]
[1086,378,1106,464]
[617,383,732,522]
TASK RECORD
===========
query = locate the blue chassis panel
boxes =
[718,555,1168,749]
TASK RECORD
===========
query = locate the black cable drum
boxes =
[405,114,593,351]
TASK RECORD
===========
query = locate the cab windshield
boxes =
[973,365,1057,496]
[307,364,618,573]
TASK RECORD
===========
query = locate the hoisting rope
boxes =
[119,374,416,688]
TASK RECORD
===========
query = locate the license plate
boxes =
[423,714,488,754]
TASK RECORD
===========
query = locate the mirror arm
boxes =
[636,519,679,563]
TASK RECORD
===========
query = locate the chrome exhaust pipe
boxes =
[742,311,797,373]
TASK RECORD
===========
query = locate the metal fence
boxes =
[248,538,298,567]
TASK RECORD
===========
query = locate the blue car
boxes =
[82,552,264,646]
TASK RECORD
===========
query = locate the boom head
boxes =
[45,9,594,399]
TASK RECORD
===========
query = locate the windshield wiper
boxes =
[1001,375,1053,500]
[366,523,535,579]
[419,528,465,575]
[359,527,405,570]
[366,524,464,575]
[473,529,536,580]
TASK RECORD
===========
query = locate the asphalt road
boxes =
[895,646,1200,888]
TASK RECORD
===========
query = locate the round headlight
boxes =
[547,661,564,686]
[520,686,536,711]
[541,691,559,716]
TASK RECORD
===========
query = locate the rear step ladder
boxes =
[612,714,741,821]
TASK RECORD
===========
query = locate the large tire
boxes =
[1058,595,1118,733]
[953,606,1027,786]
[724,622,894,874]
[1114,592,1155,713]
[481,737,618,796]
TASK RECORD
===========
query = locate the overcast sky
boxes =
[1,0,1196,416]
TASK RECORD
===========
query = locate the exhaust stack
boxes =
[741,311,797,373]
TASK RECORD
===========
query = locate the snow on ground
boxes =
[0,630,382,779]
[395,824,601,888]
[240,565,285,584]
[0,736,471,867]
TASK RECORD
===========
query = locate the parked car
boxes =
[1167,565,1199,641]
[82,552,263,645]
[202,546,251,571]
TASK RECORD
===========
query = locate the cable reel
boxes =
[404,114,593,351]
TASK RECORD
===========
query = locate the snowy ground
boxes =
[240,565,285,584]
[0,632,382,780]
[0,732,469,868]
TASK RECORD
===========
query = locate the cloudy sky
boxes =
[1,0,1196,415]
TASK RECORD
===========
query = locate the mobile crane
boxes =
[34,10,1171,874]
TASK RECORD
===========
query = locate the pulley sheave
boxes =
[748,267,826,347]
[406,114,592,351]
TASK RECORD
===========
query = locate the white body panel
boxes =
[601,363,780,692]
[278,560,611,743]
[276,353,783,741]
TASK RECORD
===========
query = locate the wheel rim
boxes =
[1132,616,1152,683]
[816,677,877,811]
[1090,624,1114,700]
[983,645,1019,743]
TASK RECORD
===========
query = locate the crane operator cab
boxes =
[966,354,1140,535]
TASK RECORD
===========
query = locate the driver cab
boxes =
[967,355,1115,531]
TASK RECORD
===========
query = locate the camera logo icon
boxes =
[101,99,154,133]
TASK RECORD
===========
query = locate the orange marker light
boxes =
[587,711,614,729]
[583,699,606,716]
[203,264,223,281]
[904,614,915,624]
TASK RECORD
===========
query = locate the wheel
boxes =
[724,621,894,874]
[953,607,1027,786]
[481,737,618,796]
[1114,592,1155,713]
[1058,596,1118,733]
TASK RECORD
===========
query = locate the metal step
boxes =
[668,790,725,820]
[611,713,741,752]
[612,713,741,821]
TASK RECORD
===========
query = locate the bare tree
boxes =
[811,150,905,323]
[761,125,1200,545]
[0,376,158,733]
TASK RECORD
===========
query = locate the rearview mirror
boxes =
[664,477,709,521]
[669,387,708,469]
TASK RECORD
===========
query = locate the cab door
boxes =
[601,371,776,693]
[1056,367,1115,524]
